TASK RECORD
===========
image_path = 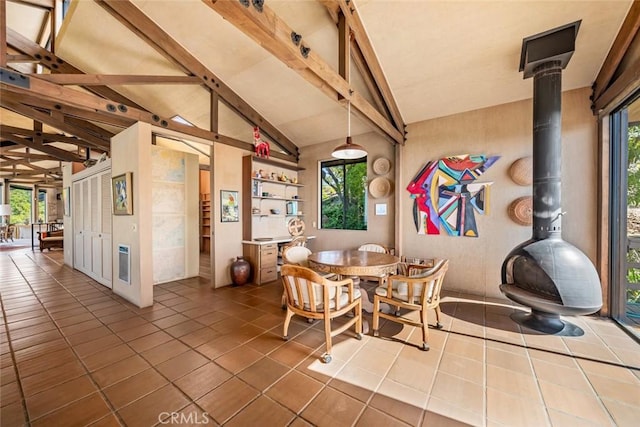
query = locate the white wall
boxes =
[62,163,73,267]
[111,123,154,307]
[213,143,250,287]
[399,87,598,298]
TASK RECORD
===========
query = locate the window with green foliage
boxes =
[8,187,47,225]
[627,123,640,207]
[9,187,32,225]
[320,157,367,230]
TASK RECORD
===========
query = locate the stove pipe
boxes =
[500,21,602,335]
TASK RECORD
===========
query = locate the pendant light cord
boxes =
[347,101,351,139]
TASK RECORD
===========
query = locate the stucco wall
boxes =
[399,87,598,298]
[299,132,396,252]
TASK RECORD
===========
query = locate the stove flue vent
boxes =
[500,21,602,336]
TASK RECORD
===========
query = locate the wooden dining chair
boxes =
[280,246,337,308]
[281,264,362,363]
[372,259,449,351]
[357,243,390,285]
[282,235,307,249]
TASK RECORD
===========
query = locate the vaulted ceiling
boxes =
[1,0,636,188]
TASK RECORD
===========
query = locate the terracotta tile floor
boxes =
[1,249,639,426]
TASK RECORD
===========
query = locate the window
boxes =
[320,157,367,230]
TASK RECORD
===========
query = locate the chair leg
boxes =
[321,316,332,363]
[355,299,362,339]
[372,296,380,337]
[283,308,294,341]
[434,305,444,329]
[281,292,286,310]
[420,309,430,351]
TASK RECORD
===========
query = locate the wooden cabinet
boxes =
[243,242,278,285]
[200,193,211,252]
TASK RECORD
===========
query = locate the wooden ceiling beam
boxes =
[8,0,54,10]
[1,99,111,149]
[0,132,84,162]
[203,0,403,144]
[1,0,7,68]
[2,68,297,163]
[96,0,299,158]
[592,1,640,102]
[0,124,104,147]
[350,40,391,120]
[2,91,132,131]
[33,74,203,85]
[6,28,148,110]
[321,0,398,127]
[0,167,61,176]
[6,54,40,64]
[0,152,60,162]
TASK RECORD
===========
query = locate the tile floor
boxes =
[1,248,639,426]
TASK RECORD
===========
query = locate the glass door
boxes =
[612,93,640,340]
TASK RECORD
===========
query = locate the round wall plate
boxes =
[373,157,391,175]
[369,177,391,199]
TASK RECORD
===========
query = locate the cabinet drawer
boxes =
[261,250,278,266]
[260,267,278,283]
[261,243,277,251]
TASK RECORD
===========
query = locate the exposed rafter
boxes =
[202,0,404,145]
[1,98,113,150]
[33,74,203,85]
[96,0,299,159]
[1,152,62,162]
[7,28,148,110]
[321,0,404,131]
[1,68,297,163]
[592,1,640,103]
[1,131,84,162]
[0,125,101,147]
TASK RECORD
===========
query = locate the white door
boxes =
[72,167,113,288]
[73,181,84,268]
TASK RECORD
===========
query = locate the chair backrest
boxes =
[281,264,340,312]
[282,245,312,267]
[358,243,388,253]
[392,259,449,305]
[283,236,307,248]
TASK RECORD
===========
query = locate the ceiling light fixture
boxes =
[332,100,367,159]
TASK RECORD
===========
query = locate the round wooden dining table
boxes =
[307,250,400,278]
[308,250,400,317]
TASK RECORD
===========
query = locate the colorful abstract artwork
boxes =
[407,154,500,237]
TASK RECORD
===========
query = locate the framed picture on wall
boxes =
[220,190,239,222]
[63,187,71,216]
[112,172,133,215]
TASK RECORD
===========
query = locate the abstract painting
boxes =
[407,154,499,237]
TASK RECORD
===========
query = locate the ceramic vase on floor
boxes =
[230,256,251,285]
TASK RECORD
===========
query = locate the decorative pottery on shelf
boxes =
[230,256,251,286]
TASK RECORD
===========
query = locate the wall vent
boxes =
[118,244,131,285]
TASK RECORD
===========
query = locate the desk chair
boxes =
[281,264,362,363]
[372,259,449,351]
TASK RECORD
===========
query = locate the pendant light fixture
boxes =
[332,100,367,159]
